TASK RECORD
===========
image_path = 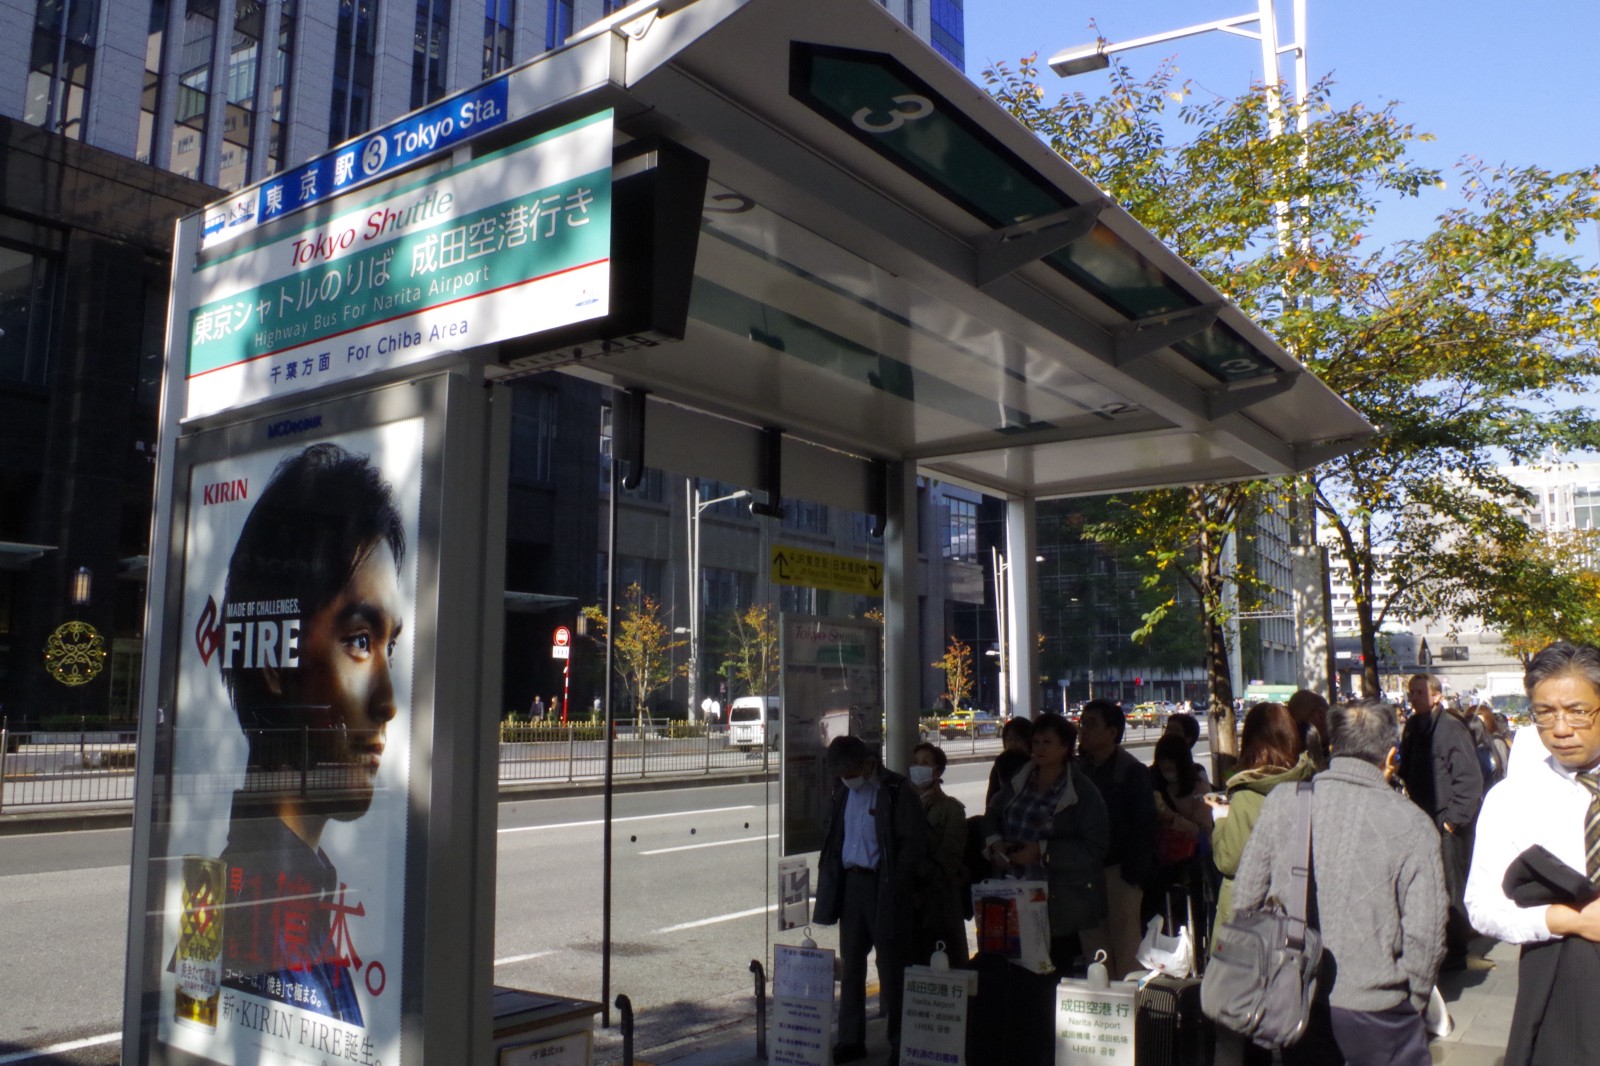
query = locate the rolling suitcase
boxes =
[1134,885,1213,1066]
[966,951,1058,1066]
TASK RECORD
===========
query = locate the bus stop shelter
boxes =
[124,0,1370,1062]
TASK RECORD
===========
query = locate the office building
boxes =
[0,0,966,724]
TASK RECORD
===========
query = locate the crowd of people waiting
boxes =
[812,640,1594,1065]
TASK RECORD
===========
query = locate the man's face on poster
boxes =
[287,540,405,817]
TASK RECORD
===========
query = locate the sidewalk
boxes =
[598,937,1517,1066]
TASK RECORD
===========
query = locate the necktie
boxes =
[1578,771,1600,883]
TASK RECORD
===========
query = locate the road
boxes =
[0,733,1200,1064]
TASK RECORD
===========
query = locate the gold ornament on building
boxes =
[44,621,107,685]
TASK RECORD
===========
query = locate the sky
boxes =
[962,0,1600,251]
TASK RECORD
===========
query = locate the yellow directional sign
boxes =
[769,545,884,597]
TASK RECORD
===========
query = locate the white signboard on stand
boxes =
[772,944,835,1066]
[900,963,977,1066]
[1054,981,1138,1065]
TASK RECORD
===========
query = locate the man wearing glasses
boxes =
[1398,673,1485,970]
[1466,641,1600,1063]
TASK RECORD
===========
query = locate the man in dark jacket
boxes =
[812,735,929,1063]
[1076,699,1157,977]
[1399,673,1485,970]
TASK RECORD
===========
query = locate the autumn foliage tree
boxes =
[932,637,974,710]
[719,602,781,698]
[581,583,686,728]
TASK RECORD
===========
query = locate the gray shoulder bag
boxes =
[1199,781,1323,1049]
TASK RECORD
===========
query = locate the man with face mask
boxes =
[813,735,930,1063]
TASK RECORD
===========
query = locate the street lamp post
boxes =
[686,480,752,722]
[1049,2,1332,700]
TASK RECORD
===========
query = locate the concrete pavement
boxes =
[598,937,1518,1066]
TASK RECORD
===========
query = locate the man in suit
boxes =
[812,735,929,1063]
[1399,673,1485,970]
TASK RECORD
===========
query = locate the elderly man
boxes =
[1232,699,1446,1065]
[812,735,928,1063]
[1466,641,1600,1065]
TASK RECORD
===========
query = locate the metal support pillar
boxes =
[882,461,919,772]
[1004,497,1040,719]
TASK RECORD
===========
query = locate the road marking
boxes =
[498,804,755,834]
[638,833,777,856]
[0,1032,120,1064]
[654,903,777,933]
[494,949,558,966]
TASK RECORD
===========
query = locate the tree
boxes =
[931,637,974,710]
[580,583,687,728]
[1085,484,1276,755]
[1468,531,1600,665]
[719,602,781,699]
[986,54,1600,699]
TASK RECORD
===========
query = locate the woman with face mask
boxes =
[908,742,970,964]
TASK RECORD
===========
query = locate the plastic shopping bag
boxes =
[1134,913,1195,978]
[970,878,1053,974]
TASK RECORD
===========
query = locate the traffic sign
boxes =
[769,545,883,597]
[552,626,571,659]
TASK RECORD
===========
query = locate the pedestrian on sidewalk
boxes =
[1232,698,1447,1066]
[982,713,1109,973]
[908,741,970,965]
[812,735,928,1064]
[1466,641,1600,1065]
[1398,673,1485,971]
[985,716,1034,806]
[1075,699,1156,978]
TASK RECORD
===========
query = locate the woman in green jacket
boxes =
[1209,702,1317,936]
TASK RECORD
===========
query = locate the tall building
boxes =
[0,0,967,725]
[3,0,964,195]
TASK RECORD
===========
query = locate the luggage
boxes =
[966,951,1058,1066]
[1136,972,1209,1066]
[1134,884,1213,1066]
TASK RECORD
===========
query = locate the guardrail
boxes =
[0,722,1002,812]
[1,717,1201,813]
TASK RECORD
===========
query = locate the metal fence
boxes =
[0,717,1216,813]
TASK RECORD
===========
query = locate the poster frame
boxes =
[123,366,508,1066]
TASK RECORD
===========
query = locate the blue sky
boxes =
[963,0,1600,250]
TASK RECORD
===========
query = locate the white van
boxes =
[728,696,780,749]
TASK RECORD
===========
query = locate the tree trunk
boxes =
[1205,611,1238,784]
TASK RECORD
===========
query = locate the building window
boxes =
[330,0,378,146]
[267,0,296,172]
[544,0,573,51]
[597,404,662,501]
[779,583,815,616]
[702,567,752,616]
[1439,645,1470,662]
[0,239,56,388]
[482,0,513,77]
[929,0,964,70]
[943,497,977,562]
[781,498,827,536]
[137,0,170,164]
[510,384,558,484]
[852,511,882,543]
[26,0,100,141]
[411,0,450,110]
[697,479,753,520]
[220,0,264,189]
[168,0,220,178]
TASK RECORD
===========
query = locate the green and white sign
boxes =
[185,111,613,418]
